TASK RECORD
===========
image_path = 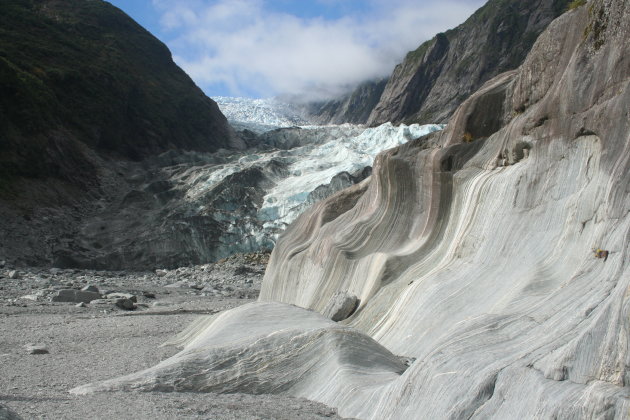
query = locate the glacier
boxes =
[186,122,444,249]
[213,96,311,132]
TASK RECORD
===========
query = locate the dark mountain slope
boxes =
[0,0,243,267]
[0,0,238,195]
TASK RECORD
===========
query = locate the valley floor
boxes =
[0,256,347,420]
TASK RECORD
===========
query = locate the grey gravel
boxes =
[0,252,348,419]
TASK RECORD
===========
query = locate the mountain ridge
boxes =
[303,0,571,126]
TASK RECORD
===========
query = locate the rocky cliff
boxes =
[306,0,570,126]
[368,0,572,125]
[76,0,630,417]
[0,0,241,266]
[302,79,388,125]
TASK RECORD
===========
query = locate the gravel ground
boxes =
[0,254,347,420]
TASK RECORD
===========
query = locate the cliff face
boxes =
[260,0,630,416]
[306,0,569,126]
[302,79,388,125]
[0,0,238,191]
[76,0,630,417]
[367,0,571,125]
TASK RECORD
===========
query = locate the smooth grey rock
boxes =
[257,2,630,418]
[105,293,137,303]
[81,285,99,293]
[20,295,38,302]
[8,270,19,279]
[155,269,168,277]
[322,291,360,322]
[75,302,86,308]
[142,291,156,299]
[51,289,101,304]
[25,344,49,355]
[89,299,115,305]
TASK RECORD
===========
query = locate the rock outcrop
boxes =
[306,0,570,126]
[76,0,630,418]
[367,0,571,125]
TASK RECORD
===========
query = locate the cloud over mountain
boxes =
[152,0,485,99]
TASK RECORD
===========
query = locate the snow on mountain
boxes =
[213,96,310,131]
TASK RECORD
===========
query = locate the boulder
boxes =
[114,298,136,310]
[322,291,360,322]
[8,270,19,279]
[105,292,137,303]
[81,285,99,293]
[51,289,101,303]
[25,344,49,355]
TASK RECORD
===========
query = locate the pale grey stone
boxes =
[106,293,137,303]
[322,291,359,322]
[81,285,99,293]
[25,344,49,355]
[8,270,19,279]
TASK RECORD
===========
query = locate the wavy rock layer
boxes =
[71,301,408,404]
[74,1,630,418]
[261,0,630,417]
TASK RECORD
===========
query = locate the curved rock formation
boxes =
[261,0,630,416]
[71,302,408,400]
[74,0,630,418]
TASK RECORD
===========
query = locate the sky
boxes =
[107,0,486,100]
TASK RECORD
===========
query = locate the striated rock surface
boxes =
[71,302,408,398]
[365,0,570,126]
[71,0,630,418]
[259,0,630,417]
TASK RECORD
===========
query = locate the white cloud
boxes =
[152,0,485,100]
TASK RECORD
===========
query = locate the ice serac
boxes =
[261,0,630,417]
[73,0,630,418]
